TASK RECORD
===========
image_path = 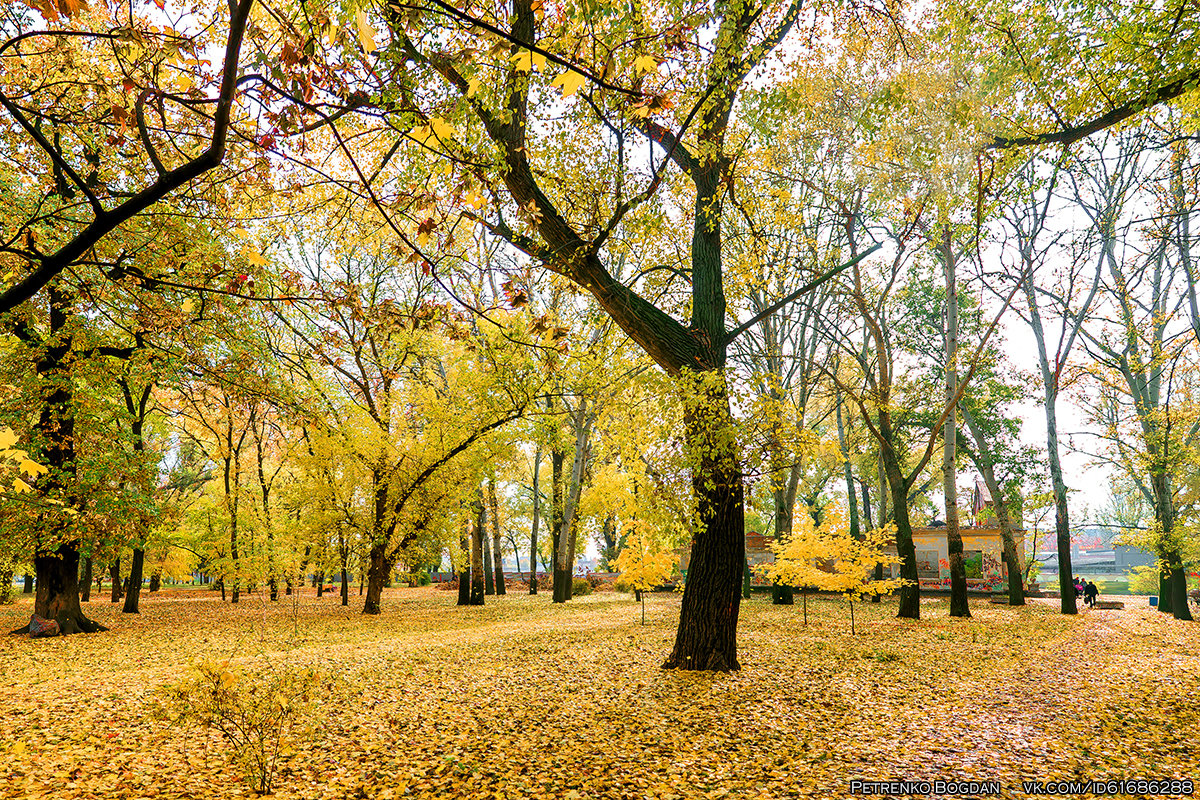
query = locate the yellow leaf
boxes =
[245,251,268,267]
[13,477,33,493]
[510,50,543,72]
[429,117,457,141]
[177,73,193,93]
[355,10,378,53]
[551,70,586,98]
[0,428,16,450]
[466,77,481,97]
[633,55,658,74]
[181,298,195,314]
[19,459,46,478]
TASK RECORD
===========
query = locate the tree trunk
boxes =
[961,407,1025,605]
[470,498,486,605]
[488,478,506,595]
[363,543,389,614]
[879,423,919,619]
[480,527,494,597]
[941,231,969,618]
[13,543,108,634]
[18,283,104,634]
[457,530,472,606]
[23,573,34,594]
[79,557,92,602]
[550,447,565,599]
[554,401,591,603]
[341,568,349,606]
[110,559,121,602]
[529,446,541,595]
[149,572,161,593]
[122,548,144,614]
[662,378,745,672]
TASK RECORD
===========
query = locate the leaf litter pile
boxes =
[1,589,1196,799]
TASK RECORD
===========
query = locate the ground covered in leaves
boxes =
[1,587,1196,799]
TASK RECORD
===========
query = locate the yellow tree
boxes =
[766,505,908,634]
[613,523,675,626]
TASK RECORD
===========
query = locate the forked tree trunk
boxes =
[122,548,144,614]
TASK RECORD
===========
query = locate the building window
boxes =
[917,550,939,579]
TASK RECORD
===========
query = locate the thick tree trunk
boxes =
[23,573,34,594]
[122,548,144,613]
[880,425,920,619]
[317,571,325,598]
[110,559,121,602]
[363,543,389,614]
[14,543,108,634]
[529,446,541,595]
[662,380,745,672]
[470,499,486,606]
[149,572,160,593]
[488,478,506,595]
[79,557,92,602]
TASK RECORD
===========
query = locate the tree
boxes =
[613,524,674,625]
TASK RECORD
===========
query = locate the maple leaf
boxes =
[551,70,586,98]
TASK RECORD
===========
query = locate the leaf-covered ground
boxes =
[1,588,1196,799]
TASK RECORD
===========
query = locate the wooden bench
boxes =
[1092,600,1124,610]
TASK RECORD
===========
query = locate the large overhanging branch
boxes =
[0,0,256,315]
[989,66,1200,150]
[722,243,882,346]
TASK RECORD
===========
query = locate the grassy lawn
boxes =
[2,588,1197,799]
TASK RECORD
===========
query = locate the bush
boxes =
[155,658,335,794]
[613,574,632,593]
[1127,565,1161,595]
[572,577,593,597]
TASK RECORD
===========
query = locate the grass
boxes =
[1,587,1197,799]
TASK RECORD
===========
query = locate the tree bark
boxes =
[940,230,970,618]
[470,496,486,605]
[363,543,389,614]
[341,567,349,606]
[149,572,160,592]
[662,377,745,671]
[23,573,34,594]
[79,557,92,601]
[488,478,506,595]
[550,446,565,599]
[110,559,121,602]
[960,407,1025,605]
[122,548,144,613]
[457,530,472,606]
[529,446,541,595]
[482,516,495,595]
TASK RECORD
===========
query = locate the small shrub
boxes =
[572,577,593,596]
[155,658,334,794]
[613,575,632,593]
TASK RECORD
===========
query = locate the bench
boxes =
[1092,600,1124,610]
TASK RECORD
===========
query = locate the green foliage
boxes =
[571,577,593,597]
